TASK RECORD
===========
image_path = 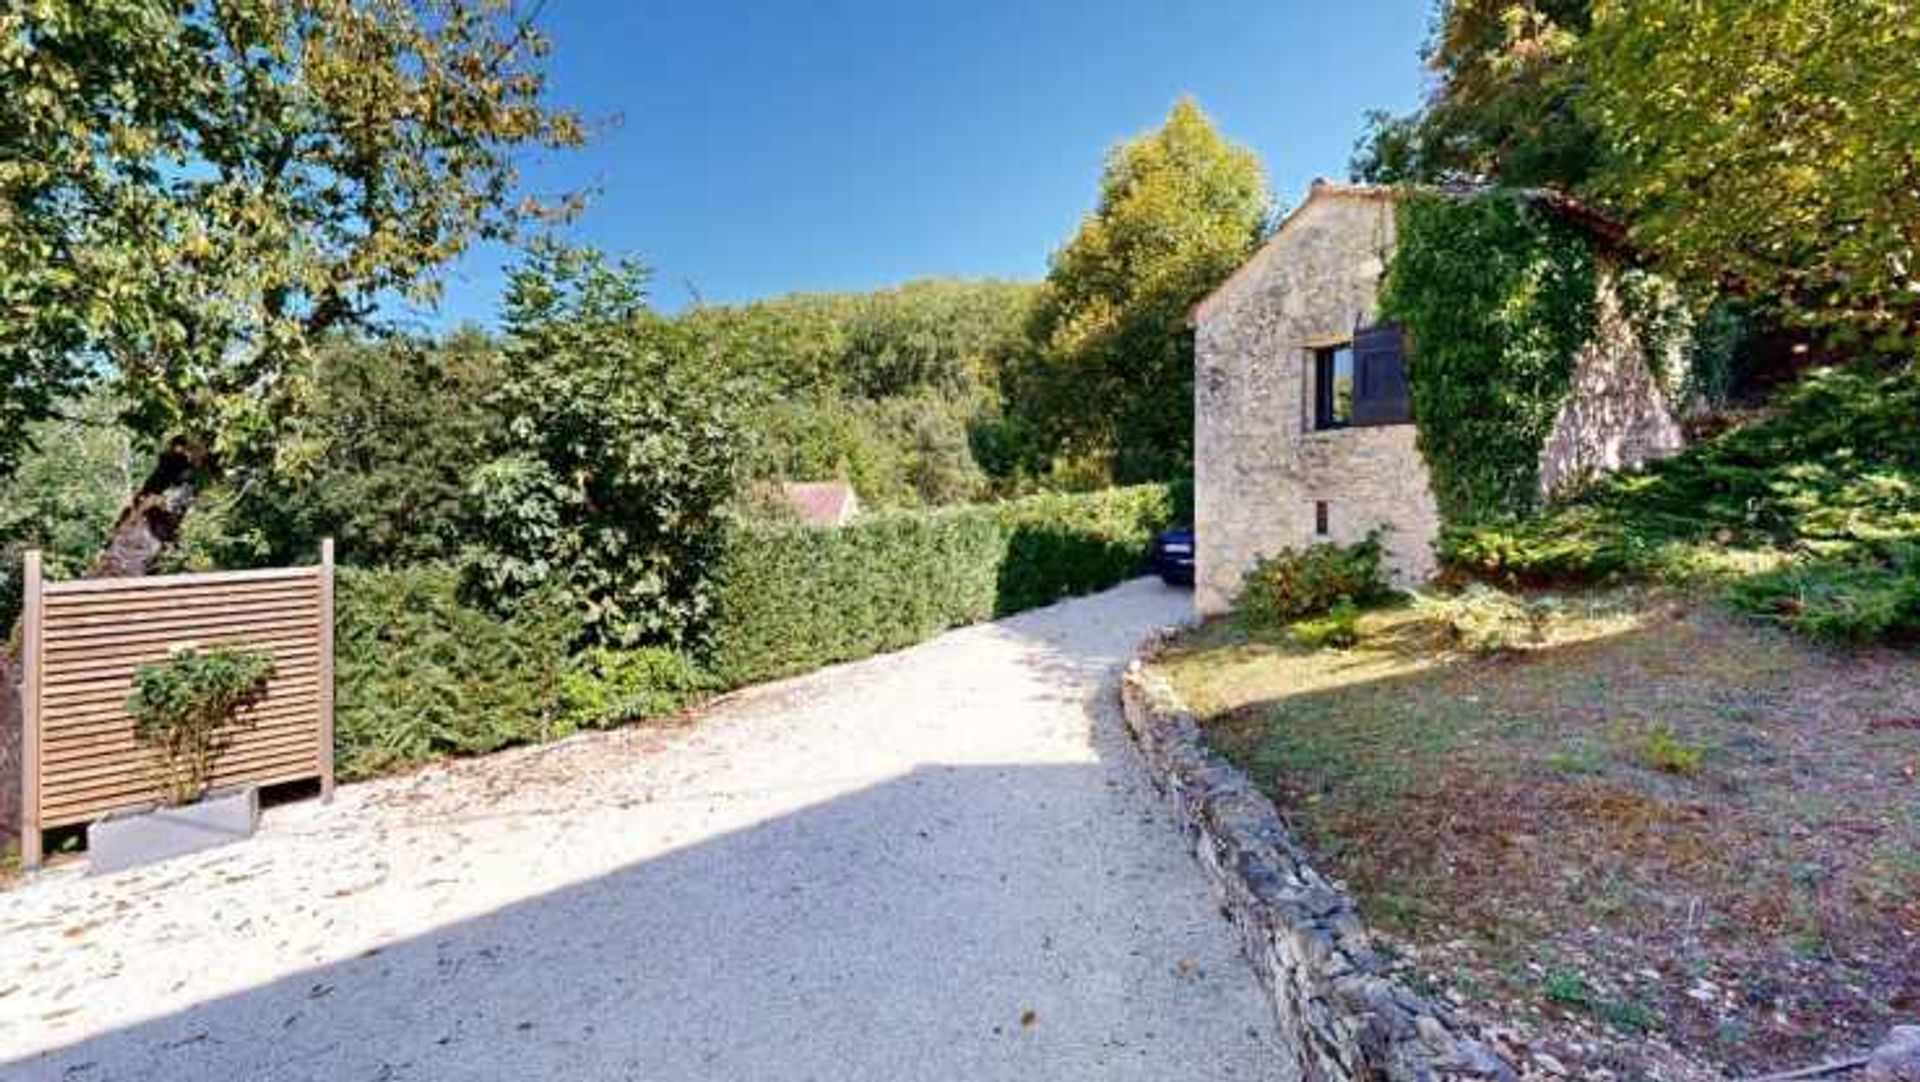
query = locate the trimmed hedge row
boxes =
[707,483,1178,685]
[333,567,706,780]
[333,483,1179,777]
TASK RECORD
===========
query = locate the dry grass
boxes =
[1160,588,1920,1079]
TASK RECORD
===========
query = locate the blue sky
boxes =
[417,0,1435,327]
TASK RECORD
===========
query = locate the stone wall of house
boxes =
[1193,186,1441,615]
[1537,264,1686,498]
[1195,185,1688,617]
[1121,653,1515,1082]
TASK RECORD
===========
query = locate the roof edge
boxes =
[1189,179,1630,326]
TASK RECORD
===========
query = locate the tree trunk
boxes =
[91,436,212,579]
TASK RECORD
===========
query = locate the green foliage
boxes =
[0,393,141,631]
[1381,191,1599,525]
[126,647,276,806]
[1351,1,1599,189]
[1237,535,1391,629]
[1729,549,1920,647]
[1419,584,1551,654]
[1445,360,1920,645]
[557,647,711,732]
[1009,97,1272,484]
[225,332,509,568]
[681,279,1035,507]
[0,0,580,490]
[1585,0,1920,350]
[679,279,1035,403]
[461,246,743,648]
[741,391,987,510]
[1293,598,1363,650]
[334,567,581,779]
[1639,725,1705,777]
[708,485,1176,685]
[337,566,705,779]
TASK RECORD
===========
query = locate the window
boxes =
[1314,500,1330,536]
[1313,343,1354,430]
[1314,325,1413,430]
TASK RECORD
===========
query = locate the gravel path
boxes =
[0,578,1288,1081]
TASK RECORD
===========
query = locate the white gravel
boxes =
[0,578,1289,1081]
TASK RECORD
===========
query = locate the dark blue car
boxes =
[1151,527,1195,586]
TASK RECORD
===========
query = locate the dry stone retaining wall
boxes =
[1120,644,1515,1082]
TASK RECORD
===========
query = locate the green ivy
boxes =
[1380,191,1599,526]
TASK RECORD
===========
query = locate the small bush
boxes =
[126,647,276,805]
[1293,597,1362,650]
[1421,584,1551,653]
[1728,547,1920,645]
[708,484,1174,685]
[1238,534,1391,628]
[1640,725,1706,776]
[557,647,711,731]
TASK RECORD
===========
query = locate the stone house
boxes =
[1191,180,1684,615]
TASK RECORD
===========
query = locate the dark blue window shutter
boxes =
[1352,323,1412,426]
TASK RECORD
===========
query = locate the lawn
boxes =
[1157,589,1920,1080]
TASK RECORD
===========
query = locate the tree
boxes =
[212,330,509,568]
[1584,0,1920,349]
[0,0,581,575]
[461,246,743,648]
[1351,1,1599,190]
[1011,98,1272,483]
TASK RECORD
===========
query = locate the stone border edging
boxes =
[1121,633,1516,1082]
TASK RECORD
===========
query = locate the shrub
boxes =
[1639,725,1706,777]
[1420,584,1551,654]
[1293,597,1362,650]
[334,567,582,779]
[461,246,744,648]
[335,567,719,779]
[126,647,276,805]
[1237,534,1391,628]
[1728,547,1920,645]
[557,647,711,730]
[707,484,1174,685]
[1442,360,1920,646]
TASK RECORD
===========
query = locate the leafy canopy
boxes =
[0,0,581,477]
[218,331,508,568]
[1584,0,1920,349]
[1352,1,1598,189]
[461,245,743,648]
[1010,97,1271,484]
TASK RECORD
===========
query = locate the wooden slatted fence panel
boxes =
[17,544,335,867]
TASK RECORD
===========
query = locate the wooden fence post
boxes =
[20,550,42,870]
[318,538,336,803]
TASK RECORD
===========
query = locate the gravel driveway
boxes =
[0,578,1287,1081]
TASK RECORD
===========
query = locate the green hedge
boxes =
[334,567,704,780]
[333,483,1178,777]
[707,483,1177,685]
